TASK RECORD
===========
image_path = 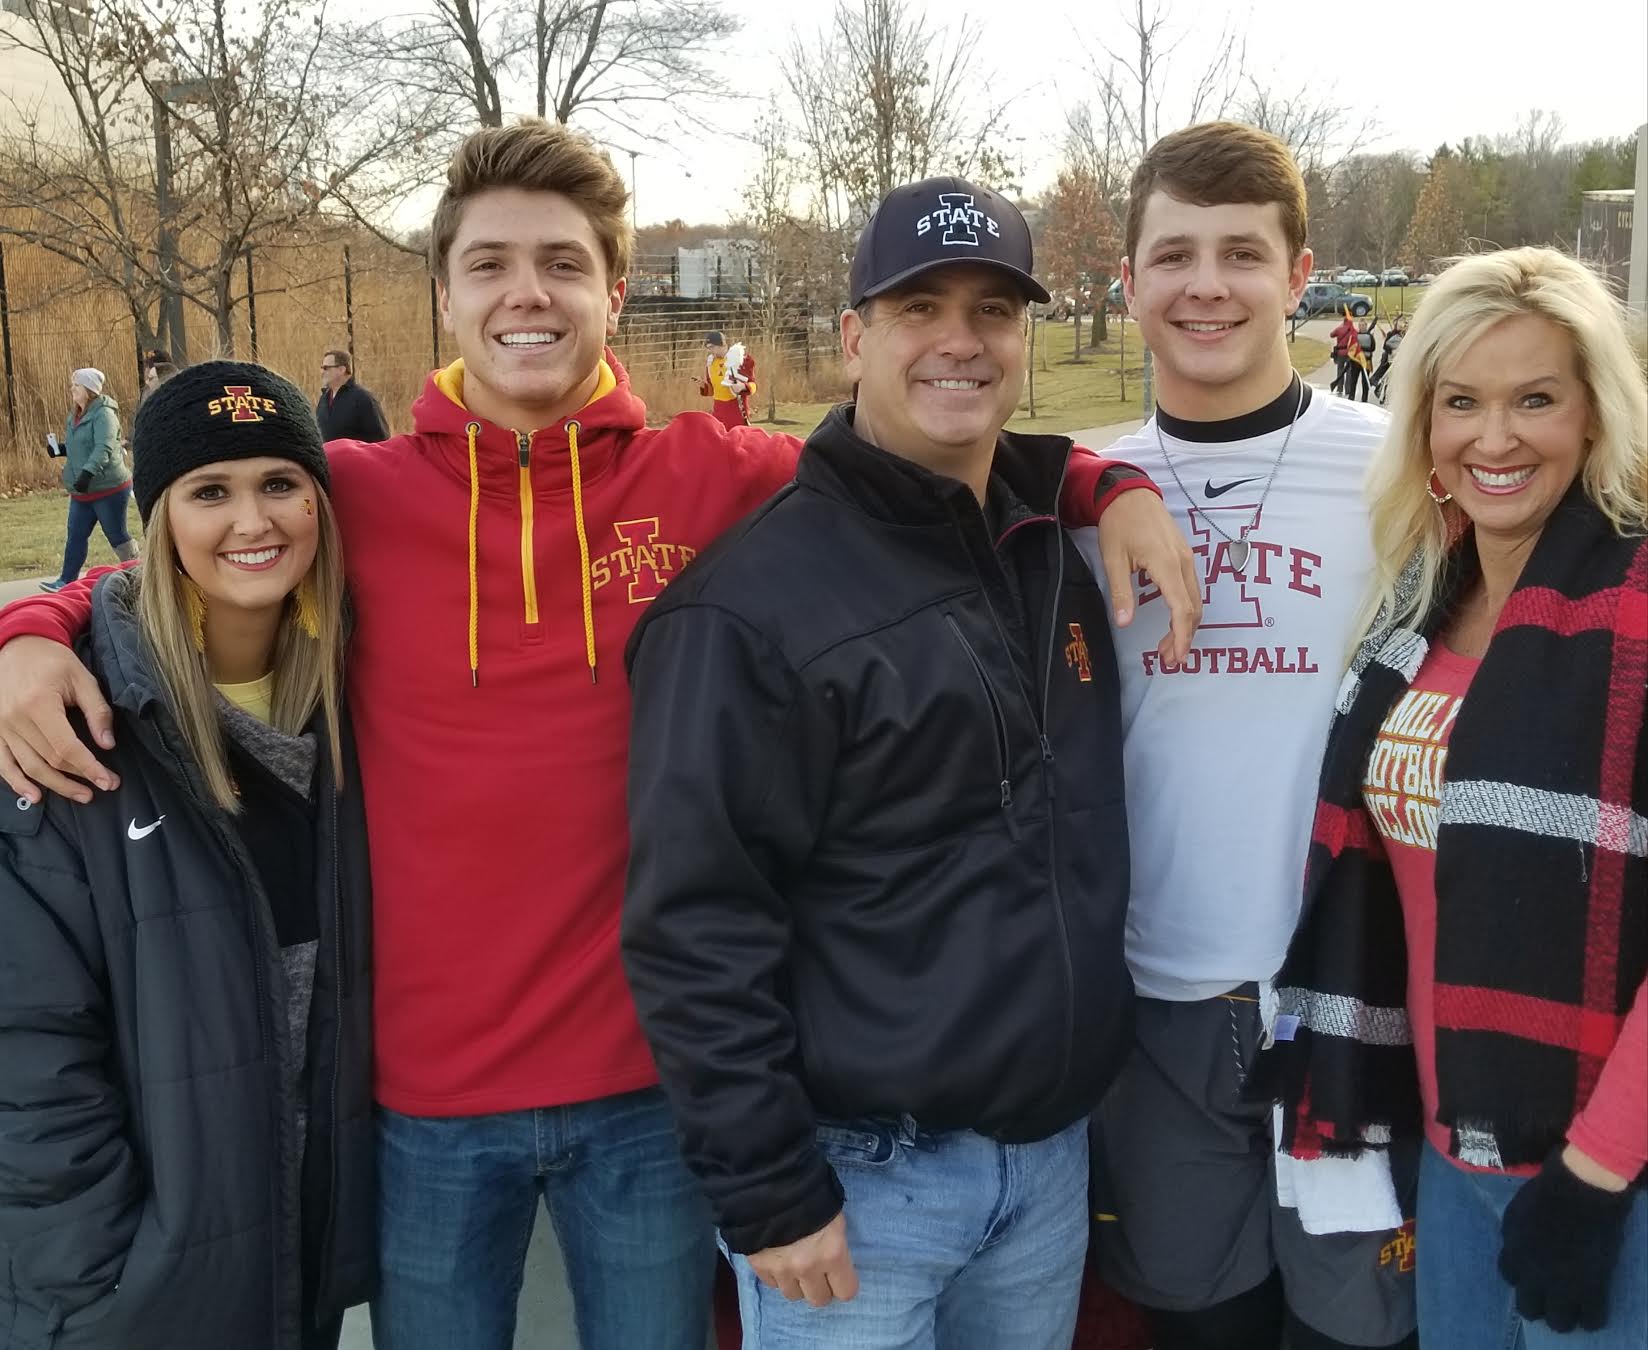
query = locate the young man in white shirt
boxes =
[1079,122,1418,1350]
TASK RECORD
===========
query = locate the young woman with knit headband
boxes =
[0,360,375,1349]
[1257,248,1647,1347]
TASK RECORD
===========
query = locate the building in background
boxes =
[675,240,761,299]
[1629,124,1645,317]
[0,0,93,146]
[1579,188,1635,297]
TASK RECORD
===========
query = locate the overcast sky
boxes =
[603,0,1647,227]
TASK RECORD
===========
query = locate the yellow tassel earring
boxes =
[180,574,207,653]
[293,579,322,640]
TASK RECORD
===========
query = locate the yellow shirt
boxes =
[705,354,736,403]
[216,672,274,723]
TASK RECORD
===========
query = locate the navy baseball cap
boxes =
[849,176,1051,308]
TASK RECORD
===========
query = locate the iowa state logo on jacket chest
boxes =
[588,517,699,603]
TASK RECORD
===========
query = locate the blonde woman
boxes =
[1258,248,1647,1347]
[0,362,374,1349]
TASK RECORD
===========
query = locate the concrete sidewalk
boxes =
[0,577,51,609]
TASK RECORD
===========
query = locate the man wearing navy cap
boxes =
[622,176,1185,1346]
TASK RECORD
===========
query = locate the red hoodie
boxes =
[3,354,1146,1116]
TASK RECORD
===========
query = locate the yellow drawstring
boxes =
[465,421,481,687]
[566,420,597,683]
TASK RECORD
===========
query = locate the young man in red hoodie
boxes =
[0,120,1198,1349]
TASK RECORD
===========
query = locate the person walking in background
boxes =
[41,367,137,593]
[1260,246,1647,1348]
[1346,318,1377,402]
[1330,310,1359,394]
[315,350,391,443]
[1372,316,1405,403]
[696,330,756,428]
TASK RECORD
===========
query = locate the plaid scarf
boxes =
[1256,485,1648,1171]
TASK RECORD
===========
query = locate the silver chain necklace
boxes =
[1153,377,1306,575]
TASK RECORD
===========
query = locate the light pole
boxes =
[628,149,638,229]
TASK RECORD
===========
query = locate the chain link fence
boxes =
[0,235,851,488]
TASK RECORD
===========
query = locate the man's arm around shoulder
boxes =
[0,571,122,803]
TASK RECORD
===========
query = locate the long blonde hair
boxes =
[1359,247,1648,640]
[137,485,348,811]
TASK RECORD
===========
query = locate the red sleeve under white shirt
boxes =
[1365,637,1647,1181]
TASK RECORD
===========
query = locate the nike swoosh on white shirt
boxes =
[127,816,166,840]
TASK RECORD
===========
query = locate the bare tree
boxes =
[1082,0,1247,164]
[782,0,1019,238]
[532,0,728,135]
[0,0,165,348]
[0,0,418,358]
[337,0,737,172]
[1238,79,1376,180]
[738,100,800,422]
[1067,0,1248,409]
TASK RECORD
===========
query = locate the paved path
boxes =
[0,577,50,609]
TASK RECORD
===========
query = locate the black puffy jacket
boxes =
[622,406,1134,1255]
[0,571,375,1349]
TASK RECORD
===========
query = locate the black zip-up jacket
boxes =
[622,406,1134,1255]
[0,570,375,1349]
[314,379,389,444]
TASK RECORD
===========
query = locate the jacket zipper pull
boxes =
[1000,779,1013,810]
[1040,734,1057,799]
[516,431,531,468]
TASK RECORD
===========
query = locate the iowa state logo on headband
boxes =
[914,192,1002,247]
[207,386,278,422]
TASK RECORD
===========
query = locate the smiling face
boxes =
[842,263,1027,475]
[1429,313,1593,553]
[1122,193,1311,419]
[70,380,92,412]
[167,457,320,620]
[437,187,626,432]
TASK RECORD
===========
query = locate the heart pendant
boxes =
[1229,539,1251,573]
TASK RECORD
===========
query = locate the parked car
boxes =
[1296,283,1372,319]
[1379,268,1410,286]
[1336,268,1380,286]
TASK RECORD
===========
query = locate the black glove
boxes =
[1498,1146,1634,1333]
[73,471,93,493]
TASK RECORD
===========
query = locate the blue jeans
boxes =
[729,1116,1088,1349]
[54,488,133,584]
[371,1088,716,1350]
[1418,1141,1648,1349]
